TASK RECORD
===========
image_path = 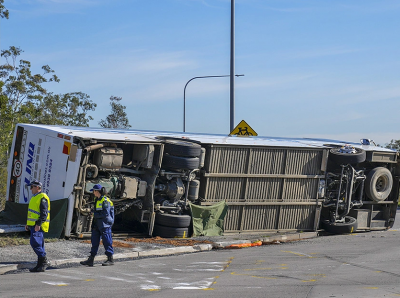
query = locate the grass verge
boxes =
[0,233,60,247]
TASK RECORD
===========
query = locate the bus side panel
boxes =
[9,128,43,204]
[8,126,71,204]
[41,135,69,199]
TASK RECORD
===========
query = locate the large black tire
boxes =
[321,216,357,234]
[329,147,366,165]
[162,154,200,170]
[365,167,393,202]
[155,213,191,228]
[153,224,189,238]
[164,139,201,157]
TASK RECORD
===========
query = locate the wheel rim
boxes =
[375,175,388,193]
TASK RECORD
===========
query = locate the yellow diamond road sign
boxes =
[229,120,257,136]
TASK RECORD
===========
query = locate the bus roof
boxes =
[18,123,395,152]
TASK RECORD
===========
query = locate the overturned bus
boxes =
[4,124,399,238]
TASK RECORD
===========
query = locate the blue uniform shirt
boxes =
[93,196,114,230]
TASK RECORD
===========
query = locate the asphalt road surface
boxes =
[1,217,400,298]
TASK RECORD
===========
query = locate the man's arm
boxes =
[35,198,48,227]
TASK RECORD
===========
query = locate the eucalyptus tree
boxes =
[99,96,131,129]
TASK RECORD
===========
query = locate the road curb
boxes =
[0,243,214,275]
[0,234,316,275]
[0,264,18,275]
[138,243,213,257]
[261,232,318,244]
[213,232,318,249]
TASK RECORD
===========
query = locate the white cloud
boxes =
[338,2,400,13]
[279,46,364,60]
[237,74,316,89]
[32,48,199,103]
[321,85,400,105]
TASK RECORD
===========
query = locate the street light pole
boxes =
[183,74,244,132]
[230,0,235,132]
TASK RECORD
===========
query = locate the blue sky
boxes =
[1,0,399,145]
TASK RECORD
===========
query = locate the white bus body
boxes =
[6,124,399,237]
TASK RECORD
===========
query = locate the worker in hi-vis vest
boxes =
[25,180,51,273]
[81,184,115,266]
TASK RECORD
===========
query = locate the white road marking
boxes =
[172,278,214,290]
[106,276,136,282]
[173,268,223,272]
[141,284,161,290]
[65,269,96,277]
[59,259,229,291]
[42,281,69,286]
[42,273,81,280]
[119,272,146,277]
[137,263,166,268]
[191,262,226,264]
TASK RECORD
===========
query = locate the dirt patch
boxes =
[80,236,213,247]
[81,240,135,248]
[124,236,213,246]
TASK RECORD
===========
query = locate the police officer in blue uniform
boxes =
[25,180,51,272]
[80,184,115,266]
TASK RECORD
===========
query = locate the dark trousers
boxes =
[90,226,114,257]
[30,226,46,258]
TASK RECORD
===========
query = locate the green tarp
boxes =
[0,198,68,238]
[190,200,228,236]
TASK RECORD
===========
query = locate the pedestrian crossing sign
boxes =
[229,120,258,136]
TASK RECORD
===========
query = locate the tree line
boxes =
[0,1,130,209]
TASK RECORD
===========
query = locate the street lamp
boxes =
[183,74,244,132]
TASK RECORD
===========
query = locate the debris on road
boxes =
[124,236,213,246]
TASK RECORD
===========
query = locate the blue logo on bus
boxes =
[23,142,35,202]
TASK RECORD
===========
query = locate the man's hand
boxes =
[34,225,40,232]
[25,225,29,231]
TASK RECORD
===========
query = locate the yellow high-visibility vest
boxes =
[26,192,50,232]
[95,196,113,211]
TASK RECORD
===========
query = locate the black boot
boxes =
[102,255,114,266]
[37,256,49,272]
[80,255,95,266]
[29,257,41,272]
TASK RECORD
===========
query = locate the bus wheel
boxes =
[155,213,191,228]
[321,216,357,234]
[153,224,189,238]
[329,148,366,165]
[365,167,393,202]
[163,139,201,157]
[162,155,200,170]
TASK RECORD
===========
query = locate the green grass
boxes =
[0,234,60,247]
[0,196,5,212]
[0,234,30,247]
